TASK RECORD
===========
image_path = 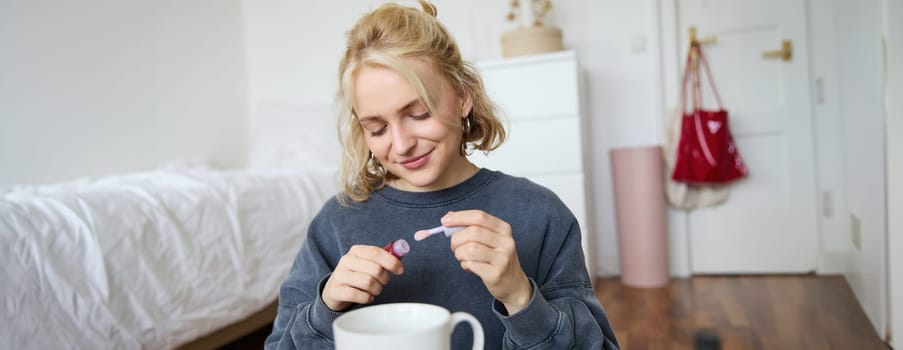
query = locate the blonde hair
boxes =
[336,0,506,202]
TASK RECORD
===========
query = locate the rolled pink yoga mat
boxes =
[610,146,669,288]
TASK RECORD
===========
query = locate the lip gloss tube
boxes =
[383,239,410,260]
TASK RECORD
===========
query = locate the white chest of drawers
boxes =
[473,51,596,278]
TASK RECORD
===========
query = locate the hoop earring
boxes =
[462,114,472,136]
[367,152,386,176]
[460,142,474,156]
[460,113,474,156]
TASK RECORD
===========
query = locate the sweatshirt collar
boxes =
[373,168,496,208]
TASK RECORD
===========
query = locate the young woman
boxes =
[265,1,619,349]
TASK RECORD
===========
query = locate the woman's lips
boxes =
[399,150,432,170]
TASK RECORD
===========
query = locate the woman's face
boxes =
[353,62,474,192]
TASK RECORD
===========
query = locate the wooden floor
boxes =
[597,275,889,350]
[221,275,889,350]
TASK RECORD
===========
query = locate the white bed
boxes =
[0,164,336,349]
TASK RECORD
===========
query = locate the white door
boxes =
[677,0,819,273]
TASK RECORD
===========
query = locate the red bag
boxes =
[671,42,748,184]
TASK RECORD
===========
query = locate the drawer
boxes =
[469,117,583,175]
[479,58,579,121]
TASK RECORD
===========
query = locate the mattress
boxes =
[0,166,335,349]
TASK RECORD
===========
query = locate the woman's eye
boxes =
[370,125,387,137]
[410,112,431,120]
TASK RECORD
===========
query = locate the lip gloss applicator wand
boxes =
[413,225,464,241]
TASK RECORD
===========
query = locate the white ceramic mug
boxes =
[333,303,484,350]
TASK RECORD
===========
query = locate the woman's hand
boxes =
[322,245,404,312]
[442,210,533,315]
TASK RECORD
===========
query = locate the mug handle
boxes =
[449,312,484,350]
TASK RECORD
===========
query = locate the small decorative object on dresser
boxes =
[501,0,563,58]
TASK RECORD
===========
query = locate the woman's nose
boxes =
[390,125,416,155]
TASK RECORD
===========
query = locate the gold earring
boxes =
[367,152,386,176]
[462,114,472,135]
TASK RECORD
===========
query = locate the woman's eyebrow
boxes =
[396,98,421,114]
[358,98,421,121]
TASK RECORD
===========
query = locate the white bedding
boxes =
[0,166,335,349]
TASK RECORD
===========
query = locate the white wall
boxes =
[241,0,486,107]
[241,0,665,276]
[885,0,902,346]
[560,0,664,276]
[833,0,889,339]
[0,0,250,187]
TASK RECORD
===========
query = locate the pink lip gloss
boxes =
[383,239,410,259]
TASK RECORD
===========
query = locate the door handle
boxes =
[762,40,793,62]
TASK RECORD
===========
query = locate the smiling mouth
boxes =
[399,150,433,170]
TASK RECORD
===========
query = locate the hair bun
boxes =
[418,0,437,17]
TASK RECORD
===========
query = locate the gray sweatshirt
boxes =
[265,168,619,349]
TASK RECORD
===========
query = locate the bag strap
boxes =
[679,43,718,166]
[679,43,696,115]
[680,42,725,113]
[692,42,725,110]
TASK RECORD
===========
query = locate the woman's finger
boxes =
[459,260,504,285]
[342,255,391,285]
[330,282,375,305]
[348,245,405,275]
[340,270,385,297]
[448,226,506,251]
[440,210,512,237]
[452,241,498,265]
[323,244,404,311]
